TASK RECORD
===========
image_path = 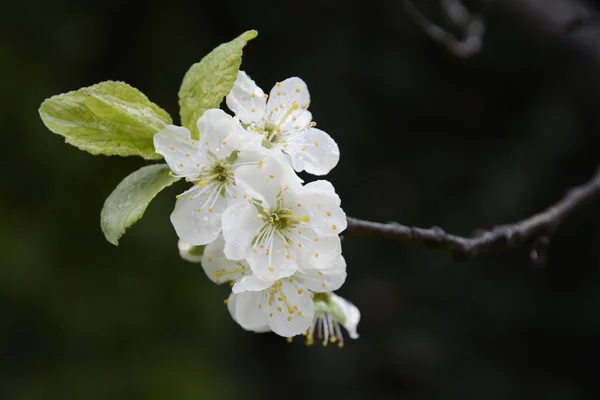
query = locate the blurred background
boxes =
[3,0,600,398]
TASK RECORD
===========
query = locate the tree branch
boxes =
[346,167,600,263]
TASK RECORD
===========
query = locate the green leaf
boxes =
[178,30,258,139]
[39,81,172,159]
[101,164,180,245]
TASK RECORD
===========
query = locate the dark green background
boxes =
[3,0,600,398]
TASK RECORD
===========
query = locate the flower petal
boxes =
[154,125,207,178]
[331,293,360,339]
[285,127,339,175]
[235,291,269,331]
[170,183,226,245]
[247,233,298,281]
[266,279,314,337]
[222,203,262,260]
[235,156,300,206]
[197,109,243,159]
[294,181,347,236]
[226,71,267,125]
[232,274,275,294]
[266,77,310,126]
[201,235,250,284]
[295,255,347,292]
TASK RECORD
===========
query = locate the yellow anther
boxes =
[279,196,284,201]
[294,125,300,129]
[285,254,290,259]
[299,216,310,223]
[298,243,302,248]
[276,82,281,87]
[301,147,307,151]
[255,233,260,237]
[322,282,326,287]
[318,271,323,276]
[207,258,212,262]
[292,116,297,121]
[297,288,303,295]
[269,313,273,318]
[287,316,292,321]
[314,141,319,147]
[189,196,193,201]
[289,278,293,283]
[298,311,303,316]
[265,249,270,255]
[251,93,256,98]
[268,301,272,306]
[332,225,337,230]
[258,304,262,309]
[171,146,175,150]
[327,212,332,217]
[191,140,196,145]
[222,140,227,145]
[175,195,181,199]
[268,267,274,272]
[208,208,213,212]
[338,342,344,348]
[185,178,190,182]
[223,299,228,304]
[196,208,201,212]
[269,174,275,179]
[278,297,282,301]
[298,231,303,235]
[244,194,248,198]
[296,88,301,93]
[303,103,309,108]
[251,108,256,113]
[179,163,184,167]
[185,153,190,157]
[310,293,315,299]
[263,93,268,98]
[263,209,270,214]
[168,171,173,176]
[287,337,293,343]
[277,307,282,312]
[199,180,206,188]
[313,238,319,242]
[284,244,289,249]
[311,121,317,127]
[297,203,302,207]
[277,91,281,96]
[257,160,263,168]
[315,253,319,258]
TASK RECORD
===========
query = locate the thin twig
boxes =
[346,167,600,263]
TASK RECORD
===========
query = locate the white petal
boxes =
[232,274,275,294]
[294,181,347,236]
[170,183,226,245]
[247,233,298,281]
[266,279,314,337]
[266,77,310,126]
[226,71,267,124]
[234,156,300,206]
[285,228,341,270]
[295,255,347,292]
[285,127,339,175]
[201,235,250,284]
[197,109,242,159]
[222,203,262,260]
[235,291,269,331]
[331,293,360,339]
[154,125,207,178]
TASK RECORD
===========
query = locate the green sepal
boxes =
[178,30,258,139]
[101,164,180,245]
[39,81,172,159]
[261,138,273,149]
[224,149,240,165]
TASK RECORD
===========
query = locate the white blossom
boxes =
[154,109,261,246]
[221,156,347,281]
[229,256,348,337]
[305,292,360,348]
[226,71,340,176]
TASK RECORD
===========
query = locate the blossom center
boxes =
[199,161,234,190]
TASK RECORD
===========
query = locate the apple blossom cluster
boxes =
[158,71,360,346]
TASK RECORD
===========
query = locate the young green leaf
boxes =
[101,164,180,245]
[178,30,258,139]
[39,81,172,159]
